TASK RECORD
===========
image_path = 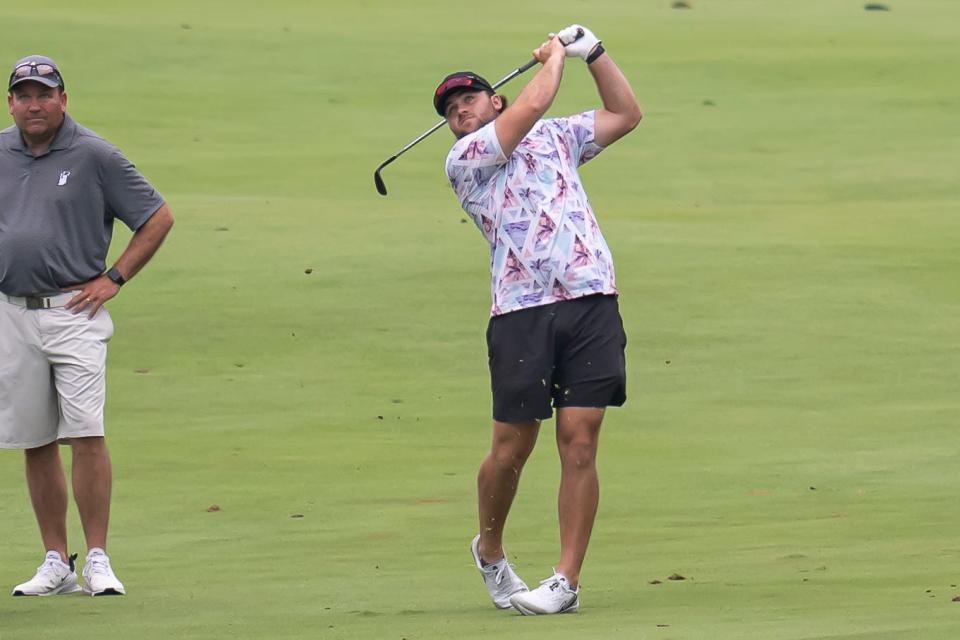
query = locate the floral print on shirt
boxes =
[446,110,618,316]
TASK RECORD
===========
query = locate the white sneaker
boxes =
[82,548,125,596]
[12,551,81,596]
[470,534,528,609]
[509,572,580,615]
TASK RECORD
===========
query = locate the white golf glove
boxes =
[556,24,602,62]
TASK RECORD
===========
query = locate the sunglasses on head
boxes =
[9,62,63,87]
[436,76,476,97]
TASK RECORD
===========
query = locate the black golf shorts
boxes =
[486,294,627,423]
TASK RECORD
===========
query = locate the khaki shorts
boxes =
[0,294,114,449]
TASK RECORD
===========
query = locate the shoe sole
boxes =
[493,589,528,610]
[12,583,81,597]
[511,598,579,616]
[83,586,125,596]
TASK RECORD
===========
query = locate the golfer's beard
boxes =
[455,113,497,139]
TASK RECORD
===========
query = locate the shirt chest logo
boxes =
[57,170,71,186]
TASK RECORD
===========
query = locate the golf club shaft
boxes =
[383,119,447,166]
[399,59,536,155]
[492,58,538,90]
[374,58,538,195]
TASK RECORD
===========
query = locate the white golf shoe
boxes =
[82,548,125,596]
[12,551,81,596]
[470,534,528,609]
[509,572,580,615]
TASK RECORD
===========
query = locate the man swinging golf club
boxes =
[437,25,642,614]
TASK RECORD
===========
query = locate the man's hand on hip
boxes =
[64,276,121,319]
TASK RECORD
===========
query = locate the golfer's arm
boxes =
[590,54,642,148]
[111,203,175,282]
[495,55,565,157]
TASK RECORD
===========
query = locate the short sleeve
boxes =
[445,122,507,205]
[562,110,604,166]
[98,144,165,231]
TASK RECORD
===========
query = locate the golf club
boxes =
[373,29,583,196]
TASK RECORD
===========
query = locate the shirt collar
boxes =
[49,113,77,151]
[9,112,75,156]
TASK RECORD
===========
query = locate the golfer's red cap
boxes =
[433,71,494,116]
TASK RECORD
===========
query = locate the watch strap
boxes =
[106,267,126,287]
[586,43,606,65]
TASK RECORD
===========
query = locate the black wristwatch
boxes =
[106,267,126,287]
[586,43,606,65]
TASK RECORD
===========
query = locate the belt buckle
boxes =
[25,296,46,310]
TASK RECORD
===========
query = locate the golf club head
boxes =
[374,169,388,196]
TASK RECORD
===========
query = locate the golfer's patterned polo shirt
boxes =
[446,110,618,317]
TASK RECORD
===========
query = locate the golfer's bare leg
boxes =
[71,436,112,551]
[555,407,604,588]
[24,441,69,563]
[477,420,540,562]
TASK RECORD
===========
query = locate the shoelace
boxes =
[540,572,576,593]
[38,558,63,574]
[487,559,516,586]
[31,556,69,583]
[540,575,560,589]
[86,555,111,575]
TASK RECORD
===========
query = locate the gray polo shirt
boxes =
[0,113,164,296]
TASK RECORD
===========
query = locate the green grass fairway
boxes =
[1,1,958,638]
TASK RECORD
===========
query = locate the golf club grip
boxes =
[493,30,583,88]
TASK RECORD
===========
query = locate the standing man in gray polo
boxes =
[1,55,174,596]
